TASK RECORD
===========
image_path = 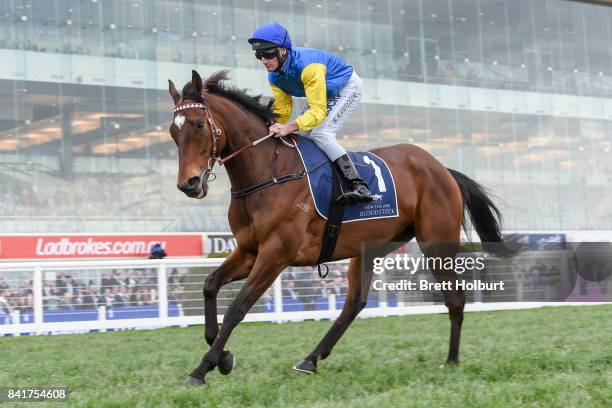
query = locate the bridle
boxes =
[172,96,305,199]
[173,101,222,182]
[172,98,296,184]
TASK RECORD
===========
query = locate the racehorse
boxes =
[168,70,515,386]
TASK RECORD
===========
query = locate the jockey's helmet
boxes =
[248,22,292,50]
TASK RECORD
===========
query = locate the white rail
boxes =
[0,258,607,336]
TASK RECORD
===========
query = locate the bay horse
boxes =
[168,70,514,386]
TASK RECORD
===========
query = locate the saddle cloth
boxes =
[295,137,399,222]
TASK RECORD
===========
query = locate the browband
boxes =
[173,103,207,113]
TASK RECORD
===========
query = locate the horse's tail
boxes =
[447,168,517,258]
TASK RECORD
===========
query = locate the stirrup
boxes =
[341,183,374,203]
[354,182,374,200]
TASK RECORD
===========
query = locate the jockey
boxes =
[248,22,374,203]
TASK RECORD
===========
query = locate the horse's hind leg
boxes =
[294,255,368,374]
[416,211,464,364]
[423,243,465,364]
[295,229,415,373]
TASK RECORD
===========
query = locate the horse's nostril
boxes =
[186,176,201,190]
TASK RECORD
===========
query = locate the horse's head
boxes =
[168,70,220,199]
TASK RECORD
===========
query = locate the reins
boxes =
[217,132,276,165]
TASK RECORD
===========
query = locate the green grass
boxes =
[1,305,610,407]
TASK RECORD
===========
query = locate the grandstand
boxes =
[0,0,611,233]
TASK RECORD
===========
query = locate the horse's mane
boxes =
[204,70,275,123]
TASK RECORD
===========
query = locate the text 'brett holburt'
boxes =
[372,279,505,291]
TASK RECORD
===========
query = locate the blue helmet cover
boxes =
[248,22,292,49]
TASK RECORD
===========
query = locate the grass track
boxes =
[1,305,610,407]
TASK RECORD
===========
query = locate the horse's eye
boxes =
[196,120,204,129]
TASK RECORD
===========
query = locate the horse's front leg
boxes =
[203,248,254,346]
[186,246,286,386]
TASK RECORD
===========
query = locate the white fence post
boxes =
[328,293,336,312]
[33,266,43,335]
[178,304,187,328]
[380,299,389,316]
[10,310,20,336]
[98,306,106,332]
[273,275,283,323]
[158,263,168,326]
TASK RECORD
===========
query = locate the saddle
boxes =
[293,138,399,278]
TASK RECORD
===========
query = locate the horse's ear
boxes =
[168,79,180,105]
[192,70,203,95]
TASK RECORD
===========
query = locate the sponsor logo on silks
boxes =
[332,93,358,124]
[304,93,342,116]
[326,92,342,114]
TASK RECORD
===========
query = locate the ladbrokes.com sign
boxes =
[0,234,204,260]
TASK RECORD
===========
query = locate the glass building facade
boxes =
[0,0,611,233]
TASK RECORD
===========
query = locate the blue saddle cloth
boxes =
[295,137,399,222]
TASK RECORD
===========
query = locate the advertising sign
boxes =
[0,234,204,260]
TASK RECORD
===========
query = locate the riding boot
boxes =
[333,154,374,203]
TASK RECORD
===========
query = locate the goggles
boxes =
[255,48,280,60]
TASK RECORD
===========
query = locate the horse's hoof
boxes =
[293,359,316,374]
[184,376,205,386]
[440,360,459,368]
[218,351,235,375]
